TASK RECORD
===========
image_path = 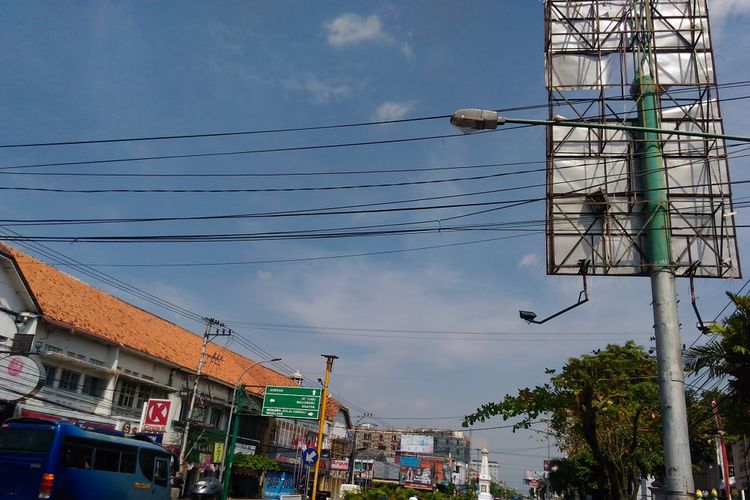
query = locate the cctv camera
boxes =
[519,310,537,322]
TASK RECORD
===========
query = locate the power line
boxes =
[0,125,532,172]
[52,233,536,269]
[2,144,747,230]
[0,166,547,194]
[0,113,452,149]
[0,159,545,179]
[3,79,748,150]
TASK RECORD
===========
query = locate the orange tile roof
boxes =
[324,396,343,422]
[0,243,294,394]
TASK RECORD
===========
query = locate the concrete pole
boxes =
[633,74,695,499]
[311,355,337,500]
[179,321,212,467]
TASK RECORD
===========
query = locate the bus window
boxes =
[154,457,169,487]
[120,450,137,474]
[0,428,54,453]
[139,449,156,481]
[64,440,94,469]
[93,447,120,472]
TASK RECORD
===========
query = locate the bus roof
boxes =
[3,418,168,453]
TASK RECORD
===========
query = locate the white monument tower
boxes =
[477,448,493,500]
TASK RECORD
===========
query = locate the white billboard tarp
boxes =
[400,434,434,454]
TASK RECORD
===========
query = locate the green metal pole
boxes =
[632,74,695,499]
[222,387,243,500]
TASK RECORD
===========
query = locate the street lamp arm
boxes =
[451,108,750,143]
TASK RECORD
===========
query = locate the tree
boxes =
[490,481,519,499]
[463,342,662,500]
[547,450,599,499]
[685,292,750,436]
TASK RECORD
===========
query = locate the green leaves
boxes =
[464,342,662,499]
[685,291,750,436]
[233,453,280,471]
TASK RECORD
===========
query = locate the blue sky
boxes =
[2,0,750,490]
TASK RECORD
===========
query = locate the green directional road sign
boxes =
[261,385,321,419]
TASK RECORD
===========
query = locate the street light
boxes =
[218,357,281,487]
[450,108,750,142]
[450,106,750,500]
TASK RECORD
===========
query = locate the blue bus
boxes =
[0,417,172,499]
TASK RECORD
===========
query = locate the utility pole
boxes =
[630,4,694,496]
[311,355,337,500]
[179,318,233,469]
[712,399,732,499]
[348,426,358,485]
[348,413,372,484]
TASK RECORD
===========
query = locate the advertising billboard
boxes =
[262,471,295,499]
[400,434,434,454]
[400,457,434,490]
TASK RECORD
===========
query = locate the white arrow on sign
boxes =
[269,398,276,403]
[312,389,317,395]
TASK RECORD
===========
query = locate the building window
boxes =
[42,364,57,386]
[58,369,80,392]
[136,386,151,410]
[88,358,105,367]
[82,375,105,398]
[45,344,62,354]
[209,408,223,429]
[118,381,137,408]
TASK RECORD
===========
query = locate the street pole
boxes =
[632,73,695,499]
[311,355,337,500]
[220,387,245,500]
[348,413,372,485]
[180,319,219,466]
[712,399,732,499]
[348,427,358,484]
[219,357,281,499]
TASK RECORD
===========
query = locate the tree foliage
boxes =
[464,341,662,500]
[547,449,599,500]
[233,453,280,471]
[685,292,750,436]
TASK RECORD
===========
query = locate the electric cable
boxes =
[2,78,748,150]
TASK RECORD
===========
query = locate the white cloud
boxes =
[326,13,387,47]
[373,101,415,121]
[282,75,354,105]
[324,13,414,58]
[207,20,244,55]
[518,253,540,269]
[709,0,750,23]
[257,270,273,281]
[243,261,535,367]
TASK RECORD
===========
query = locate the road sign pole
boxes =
[311,355,337,500]
[633,73,695,499]
[221,387,244,500]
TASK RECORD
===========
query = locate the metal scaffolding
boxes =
[544,0,740,279]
